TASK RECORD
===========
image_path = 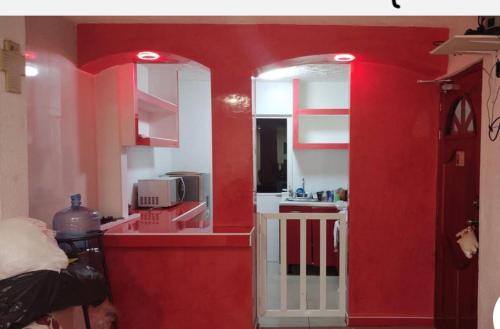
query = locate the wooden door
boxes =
[435,62,482,329]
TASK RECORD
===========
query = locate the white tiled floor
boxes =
[259,262,345,328]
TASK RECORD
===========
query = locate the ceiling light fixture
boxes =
[137,51,160,61]
[334,54,355,62]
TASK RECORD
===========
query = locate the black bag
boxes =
[0,263,106,329]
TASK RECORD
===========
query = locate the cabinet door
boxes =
[95,64,133,217]
[310,207,339,269]
[257,194,282,263]
[280,206,314,267]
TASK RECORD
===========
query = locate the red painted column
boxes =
[210,70,254,228]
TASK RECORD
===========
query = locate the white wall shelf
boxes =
[431,35,500,55]
[293,72,350,150]
[137,90,178,114]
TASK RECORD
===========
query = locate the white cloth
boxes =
[23,315,62,329]
[0,217,68,280]
[333,220,340,252]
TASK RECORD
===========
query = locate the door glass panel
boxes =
[447,97,475,136]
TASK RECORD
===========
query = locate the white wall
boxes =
[291,149,349,193]
[255,80,293,116]
[478,53,500,329]
[25,16,97,329]
[0,17,29,220]
[26,17,98,225]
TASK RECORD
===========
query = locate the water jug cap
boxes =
[70,194,82,207]
[71,194,81,201]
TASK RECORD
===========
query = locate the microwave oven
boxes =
[166,172,210,208]
[137,177,184,208]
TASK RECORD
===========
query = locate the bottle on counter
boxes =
[52,194,101,239]
[335,188,348,202]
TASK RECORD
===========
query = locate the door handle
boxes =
[467,219,479,226]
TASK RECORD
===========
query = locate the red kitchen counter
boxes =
[104,202,254,247]
[102,202,256,329]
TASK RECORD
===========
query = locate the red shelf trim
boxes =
[294,143,349,150]
[137,89,178,114]
[137,135,179,147]
[297,108,349,115]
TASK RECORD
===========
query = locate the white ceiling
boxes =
[66,16,475,29]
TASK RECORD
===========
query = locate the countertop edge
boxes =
[103,226,255,248]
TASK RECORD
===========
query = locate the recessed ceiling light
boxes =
[137,51,160,61]
[334,54,355,62]
[25,64,39,77]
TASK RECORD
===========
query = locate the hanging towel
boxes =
[333,220,340,252]
[456,226,479,259]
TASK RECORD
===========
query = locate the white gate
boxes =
[257,212,348,319]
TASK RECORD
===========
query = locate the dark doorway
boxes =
[256,118,287,193]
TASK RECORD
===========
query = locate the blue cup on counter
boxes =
[326,190,333,202]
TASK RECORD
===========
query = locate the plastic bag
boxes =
[0,218,68,280]
[0,264,106,329]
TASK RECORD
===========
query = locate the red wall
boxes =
[77,24,447,324]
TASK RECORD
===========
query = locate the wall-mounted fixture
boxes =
[0,39,25,94]
[25,64,38,77]
[137,51,160,61]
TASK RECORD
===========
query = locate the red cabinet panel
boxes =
[310,207,340,270]
[279,205,340,272]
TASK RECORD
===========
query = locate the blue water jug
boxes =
[52,194,101,238]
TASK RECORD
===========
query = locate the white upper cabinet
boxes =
[255,80,293,116]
